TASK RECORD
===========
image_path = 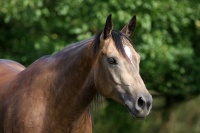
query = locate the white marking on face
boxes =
[124,45,136,67]
[124,45,140,72]
[124,45,132,59]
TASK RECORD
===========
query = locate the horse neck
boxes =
[46,39,97,127]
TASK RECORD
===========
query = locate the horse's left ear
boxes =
[101,14,113,40]
[121,15,136,38]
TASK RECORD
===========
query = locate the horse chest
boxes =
[70,114,92,133]
[51,111,92,133]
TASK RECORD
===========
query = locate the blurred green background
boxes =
[0,0,200,132]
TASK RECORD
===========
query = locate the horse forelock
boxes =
[92,30,134,59]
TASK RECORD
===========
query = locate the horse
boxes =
[0,15,152,133]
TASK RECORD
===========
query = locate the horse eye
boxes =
[107,57,117,65]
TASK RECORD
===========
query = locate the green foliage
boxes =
[0,0,200,132]
[93,96,200,133]
[132,0,200,97]
[93,100,155,133]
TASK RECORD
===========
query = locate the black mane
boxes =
[93,30,132,57]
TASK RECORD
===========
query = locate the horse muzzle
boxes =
[124,94,152,119]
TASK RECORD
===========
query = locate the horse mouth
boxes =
[125,105,146,120]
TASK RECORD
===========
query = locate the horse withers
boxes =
[0,15,152,133]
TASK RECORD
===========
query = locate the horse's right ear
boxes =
[121,15,136,38]
[100,14,113,40]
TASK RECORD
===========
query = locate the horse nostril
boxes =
[146,101,151,110]
[137,97,145,109]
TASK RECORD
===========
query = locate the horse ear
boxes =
[121,15,136,38]
[101,14,113,40]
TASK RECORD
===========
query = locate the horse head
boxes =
[93,15,152,119]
